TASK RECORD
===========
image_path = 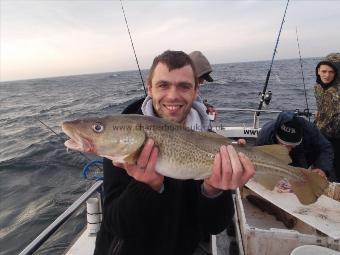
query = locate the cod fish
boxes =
[62,114,329,205]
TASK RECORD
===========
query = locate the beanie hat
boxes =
[189,51,213,82]
[276,118,302,146]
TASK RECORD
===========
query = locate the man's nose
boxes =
[325,71,332,77]
[166,85,178,99]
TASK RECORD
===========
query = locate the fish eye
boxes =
[92,122,104,133]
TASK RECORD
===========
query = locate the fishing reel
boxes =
[294,109,313,118]
[258,91,272,107]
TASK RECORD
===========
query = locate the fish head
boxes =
[62,116,146,161]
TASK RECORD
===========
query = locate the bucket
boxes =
[291,245,340,255]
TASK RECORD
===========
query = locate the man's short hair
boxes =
[147,50,198,88]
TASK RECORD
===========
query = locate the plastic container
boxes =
[233,187,340,255]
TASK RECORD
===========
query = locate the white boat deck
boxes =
[65,228,96,255]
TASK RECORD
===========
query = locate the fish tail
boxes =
[290,168,329,205]
[324,182,340,202]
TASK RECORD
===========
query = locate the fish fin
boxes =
[123,149,142,164]
[290,168,329,205]
[119,130,147,164]
[254,145,292,164]
[253,174,282,190]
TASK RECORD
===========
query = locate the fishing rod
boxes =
[295,26,311,122]
[120,0,147,96]
[254,0,290,127]
[34,116,103,172]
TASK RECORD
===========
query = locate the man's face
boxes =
[148,63,197,124]
[318,64,335,84]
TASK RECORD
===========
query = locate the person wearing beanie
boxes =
[275,119,303,147]
[314,53,340,181]
[256,111,334,180]
[189,51,217,120]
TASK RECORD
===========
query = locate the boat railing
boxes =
[215,107,314,116]
[215,107,282,114]
[215,107,314,129]
[19,180,103,255]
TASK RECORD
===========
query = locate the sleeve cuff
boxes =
[201,183,223,198]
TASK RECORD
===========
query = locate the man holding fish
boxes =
[62,50,329,255]
[94,50,255,255]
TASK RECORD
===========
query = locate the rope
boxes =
[82,159,104,180]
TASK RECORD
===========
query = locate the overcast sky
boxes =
[1,0,339,81]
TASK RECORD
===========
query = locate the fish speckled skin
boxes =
[62,114,329,204]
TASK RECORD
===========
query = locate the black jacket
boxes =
[94,98,234,255]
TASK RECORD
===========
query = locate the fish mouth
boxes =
[62,125,94,153]
[64,135,94,153]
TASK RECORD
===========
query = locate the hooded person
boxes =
[189,51,214,84]
[314,53,340,181]
[256,111,334,180]
[315,60,337,89]
[189,51,217,120]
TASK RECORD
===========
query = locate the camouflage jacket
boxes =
[314,83,340,138]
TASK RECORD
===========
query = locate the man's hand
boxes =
[203,145,255,196]
[312,168,327,178]
[113,139,164,192]
[237,139,246,145]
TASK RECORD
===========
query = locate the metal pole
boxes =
[216,108,282,114]
[254,0,290,128]
[19,180,103,255]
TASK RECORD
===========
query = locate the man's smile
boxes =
[163,104,183,112]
